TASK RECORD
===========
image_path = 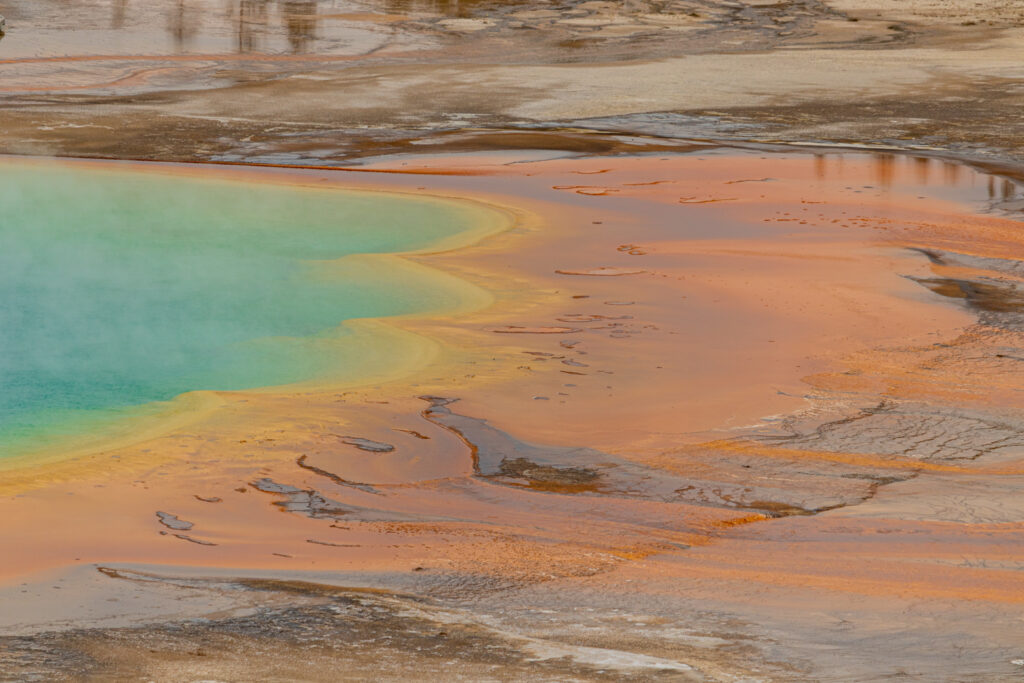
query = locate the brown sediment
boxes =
[678,196,738,204]
[337,436,396,453]
[306,539,360,548]
[172,534,217,547]
[486,325,582,333]
[393,428,431,440]
[2,149,1024,680]
[295,455,380,495]
[554,267,646,276]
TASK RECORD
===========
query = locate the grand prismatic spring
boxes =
[0,160,499,461]
[1,1,1024,681]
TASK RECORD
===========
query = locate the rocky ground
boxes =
[0,0,1022,166]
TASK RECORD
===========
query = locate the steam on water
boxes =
[0,164,474,453]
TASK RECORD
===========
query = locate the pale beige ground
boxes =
[829,0,1024,25]
[0,0,1023,163]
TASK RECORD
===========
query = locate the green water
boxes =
[0,162,488,457]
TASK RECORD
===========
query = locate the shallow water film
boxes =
[2,0,1024,681]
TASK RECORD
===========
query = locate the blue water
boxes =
[0,162,487,455]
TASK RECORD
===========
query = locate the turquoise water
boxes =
[0,162,487,456]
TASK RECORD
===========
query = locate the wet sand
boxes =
[3,149,1024,680]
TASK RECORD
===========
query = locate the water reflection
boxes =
[381,0,503,19]
[234,1,271,53]
[805,153,1020,206]
[913,156,930,185]
[282,1,318,52]
[228,0,319,53]
[988,176,1018,200]
[942,160,961,186]
[874,153,895,189]
[112,0,129,29]
[814,153,826,180]
[168,1,198,49]
[107,0,323,53]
